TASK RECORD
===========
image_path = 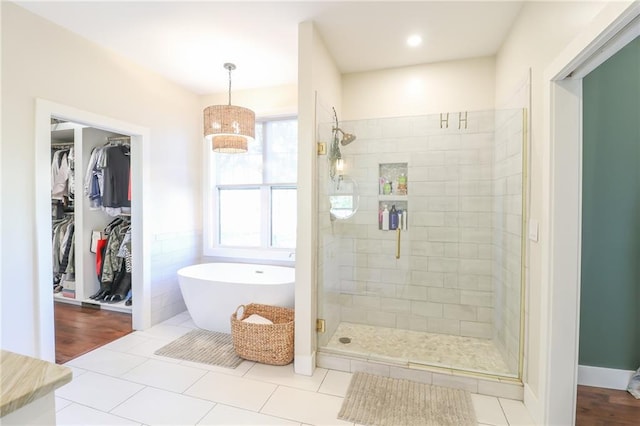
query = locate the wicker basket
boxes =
[230,303,294,365]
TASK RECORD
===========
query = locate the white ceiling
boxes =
[16,1,524,95]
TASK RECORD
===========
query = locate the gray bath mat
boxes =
[338,371,477,426]
[154,329,243,368]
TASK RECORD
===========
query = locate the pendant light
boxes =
[203,63,255,153]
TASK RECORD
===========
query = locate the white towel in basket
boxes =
[242,314,273,325]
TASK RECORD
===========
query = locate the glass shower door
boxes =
[316,108,526,379]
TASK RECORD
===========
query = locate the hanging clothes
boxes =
[84,141,131,216]
[52,214,75,292]
[113,226,133,305]
[84,147,103,209]
[67,147,76,202]
[91,217,131,303]
[51,145,75,218]
[102,144,130,209]
[51,148,70,200]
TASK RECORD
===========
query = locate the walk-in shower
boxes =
[316,108,526,380]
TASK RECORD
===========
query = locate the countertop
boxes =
[0,350,72,417]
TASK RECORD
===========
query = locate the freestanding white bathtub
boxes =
[177,262,295,333]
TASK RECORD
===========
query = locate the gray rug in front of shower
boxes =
[338,371,477,426]
[154,329,243,368]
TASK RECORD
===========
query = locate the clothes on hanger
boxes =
[90,217,132,303]
[51,145,75,218]
[50,139,134,306]
[51,147,71,201]
[83,142,131,216]
[52,214,75,293]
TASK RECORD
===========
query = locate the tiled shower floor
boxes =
[324,322,514,376]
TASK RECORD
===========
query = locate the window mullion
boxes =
[261,185,271,248]
[262,121,270,249]
[262,121,269,185]
[214,187,221,245]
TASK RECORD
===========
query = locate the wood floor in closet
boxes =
[54,301,132,364]
[576,385,640,425]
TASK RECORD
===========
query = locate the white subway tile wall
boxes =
[150,231,201,325]
[492,109,525,374]
[317,109,524,377]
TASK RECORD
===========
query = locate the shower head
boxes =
[340,132,356,146]
[334,127,357,146]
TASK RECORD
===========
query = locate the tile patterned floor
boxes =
[54,311,535,425]
[324,322,514,376]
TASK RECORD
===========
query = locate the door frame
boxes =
[537,3,639,425]
[35,99,151,361]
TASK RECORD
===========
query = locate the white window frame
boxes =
[203,117,297,262]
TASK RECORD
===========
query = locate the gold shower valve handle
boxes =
[396,228,401,259]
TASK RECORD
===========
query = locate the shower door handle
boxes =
[396,228,401,259]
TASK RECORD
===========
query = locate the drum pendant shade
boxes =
[203,63,255,153]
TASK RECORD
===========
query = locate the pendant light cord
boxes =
[228,66,232,106]
[223,62,236,106]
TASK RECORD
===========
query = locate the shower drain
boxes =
[338,337,351,344]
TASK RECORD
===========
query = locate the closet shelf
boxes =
[54,293,132,314]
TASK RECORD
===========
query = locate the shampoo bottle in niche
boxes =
[390,205,399,230]
[382,205,389,231]
[383,180,392,195]
[397,173,407,195]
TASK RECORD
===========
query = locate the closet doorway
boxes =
[35,99,151,363]
[50,120,136,362]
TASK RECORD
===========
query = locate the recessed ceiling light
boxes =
[407,34,422,47]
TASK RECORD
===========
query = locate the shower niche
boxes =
[378,162,408,230]
[378,162,408,197]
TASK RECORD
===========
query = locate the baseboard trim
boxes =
[294,351,316,376]
[578,364,634,390]
[523,383,543,425]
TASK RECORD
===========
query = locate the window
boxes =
[205,117,297,259]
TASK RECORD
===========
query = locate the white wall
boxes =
[199,84,297,119]
[0,2,4,332]
[493,0,612,421]
[295,20,342,375]
[0,2,201,356]
[342,56,496,121]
